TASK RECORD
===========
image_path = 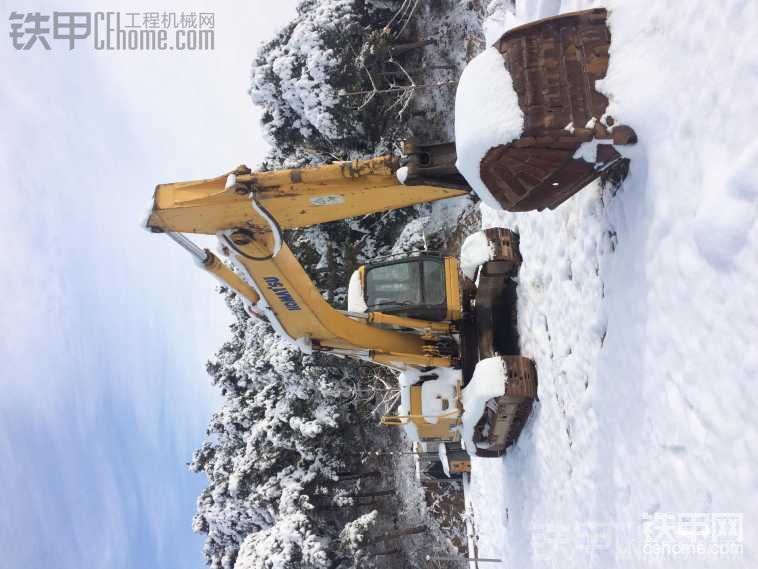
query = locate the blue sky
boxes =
[0,1,297,567]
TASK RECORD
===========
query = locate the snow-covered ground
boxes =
[466,1,758,567]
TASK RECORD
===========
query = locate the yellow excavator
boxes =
[145,153,536,460]
[145,9,635,462]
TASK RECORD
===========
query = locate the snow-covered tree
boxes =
[338,510,378,562]
[190,2,451,566]
[191,290,393,569]
[250,0,409,166]
[234,511,331,569]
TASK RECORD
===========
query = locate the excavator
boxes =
[145,154,534,459]
[145,9,635,462]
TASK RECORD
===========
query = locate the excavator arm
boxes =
[146,155,469,370]
[145,156,464,234]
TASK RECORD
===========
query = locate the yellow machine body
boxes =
[380,383,462,440]
[148,150,539,463]
[146,156,464,234]
[146,156,469,371]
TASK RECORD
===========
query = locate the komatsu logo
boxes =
[264,277,301,311]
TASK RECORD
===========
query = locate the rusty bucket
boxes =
[480,8,637,211]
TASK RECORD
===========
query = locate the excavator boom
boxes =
[146,155,469,370]
[146,156,467,235]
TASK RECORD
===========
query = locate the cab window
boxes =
[364,259,447,321]
[422,260,445,305]
[365,262,421,308]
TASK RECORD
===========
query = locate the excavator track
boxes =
[502,355,538,399]
[469,227,523,372]
[459,229,537,457]
[473,355,538,458]
[484,227,521,268]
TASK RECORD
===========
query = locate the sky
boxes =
[0,1,298,567]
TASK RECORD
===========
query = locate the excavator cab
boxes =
[365,255,446,321]
[348,253,462,324]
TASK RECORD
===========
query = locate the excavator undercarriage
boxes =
[460,228,538,457]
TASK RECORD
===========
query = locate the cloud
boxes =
[0,1,298,567]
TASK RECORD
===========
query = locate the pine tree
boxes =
[250,0,406,166]
[191,291,385,569]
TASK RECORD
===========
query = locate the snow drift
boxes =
[454,46,524,209]
[466,1,758,567]
[461,357,507,454]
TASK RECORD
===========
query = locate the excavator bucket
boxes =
[481,8,637,211]
[403,8,636,212]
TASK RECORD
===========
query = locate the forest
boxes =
[189,1,482,567]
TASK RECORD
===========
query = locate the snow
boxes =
[339,510,377,551]
[249,0,362,143]
[396,368,463,439]
[461,357,507,453]
[420,379,458,424]
[438,443,451,478]
[465,1,758,567]
[398,369,422,387]
[461,473,478,562]
[390,215,429,254]
[573,137,603,163]
[346,269,367,313]
[459,230,494,280]
[399,366,462,390]
[395,165,409,184]
[397,385,420,443]
[573,120,619,168]
[225,173,238,190]
[234,511,330,569]
[454,46,524,209]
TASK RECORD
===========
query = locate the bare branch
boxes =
[393,0,421,40]
[387,58,416,117]
[385,0,413,31]
[356,61,380,111]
